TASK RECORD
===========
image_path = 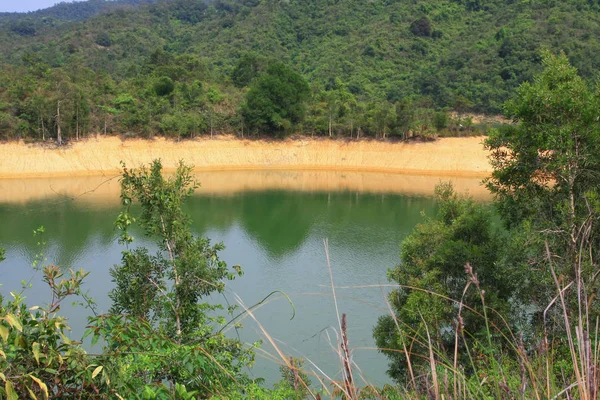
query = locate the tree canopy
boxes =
[242,63,310,136]
[2,0,600,139]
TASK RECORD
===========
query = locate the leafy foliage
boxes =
[0,161,258,398]
[242,63,310,136]
[374,52,600,399]
[485,51,600,351]
[1,0,600,139]
[0,0,160,23]
[373,183,527,382]
[486,51,600,231]
[0,243,107,398]
[105,159,253,396]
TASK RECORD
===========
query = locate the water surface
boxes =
[0,170,487,387]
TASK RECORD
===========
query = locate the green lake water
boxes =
[0,172,484,387]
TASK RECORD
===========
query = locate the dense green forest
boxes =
[0,0,160,23]
[1,0,600,141]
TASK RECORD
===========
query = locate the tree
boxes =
[231,53,264,88]
[319,78,357,137]
[110,160,239,340]
[0,234,108,399]
[48,68,77,145]
[95,32,112,47]
[485,51,600,264]
[410,16,432,37]
[371,101,396,139]
[0,236,207,399]
[373,183,525,382]
[485,50,600,327]
[206,86,224,137]
[276,357,312,399]
[153,76,175,97]
[242,63,310,136]
[433,110,449,132]
[486,51,600,229]
[9,20,36,36]
[0,265,103,399]
[103,160,253,396]
[393,98,414,139]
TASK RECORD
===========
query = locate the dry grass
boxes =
[223,235,600,400]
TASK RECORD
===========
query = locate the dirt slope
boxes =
[0,135,491,178]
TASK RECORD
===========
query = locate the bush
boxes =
[95,32,112,47]
[153,76,175,97]
[410,17,432,37]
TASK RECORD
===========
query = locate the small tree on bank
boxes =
[102,160,252,395]
[485,51,600,310]
[110,159,241,340]
[242,63,310,137]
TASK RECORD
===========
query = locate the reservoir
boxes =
[0,170,488,387]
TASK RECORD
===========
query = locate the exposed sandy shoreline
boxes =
[0,136,492,204]
[0,135,491,178]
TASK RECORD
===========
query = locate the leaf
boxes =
[142,386,155,399]
[0,325,8,342]
[4,314,22,332]
[91,365,103,379]
[32,342,41,364]
[60,333,72,345]
[82,328,93,340]
[0,372,5,382]
[27,386,37,399]
[0,349,5,359]
[5,381,18,400]
[29,375,48,400]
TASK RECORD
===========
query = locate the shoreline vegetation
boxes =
[0,135,491,179]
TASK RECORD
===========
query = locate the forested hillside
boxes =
[1,0,600,141]
[0,0,160,23]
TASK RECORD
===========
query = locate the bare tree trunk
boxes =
[40,115,45,141]
[56,101,62,145]
[329,112,333,138]
[160,216,182,343]
[76,101,79,141]
[40,107,46,141]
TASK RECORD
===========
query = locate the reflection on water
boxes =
[0,171,488,386]
[0,169,490,205]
